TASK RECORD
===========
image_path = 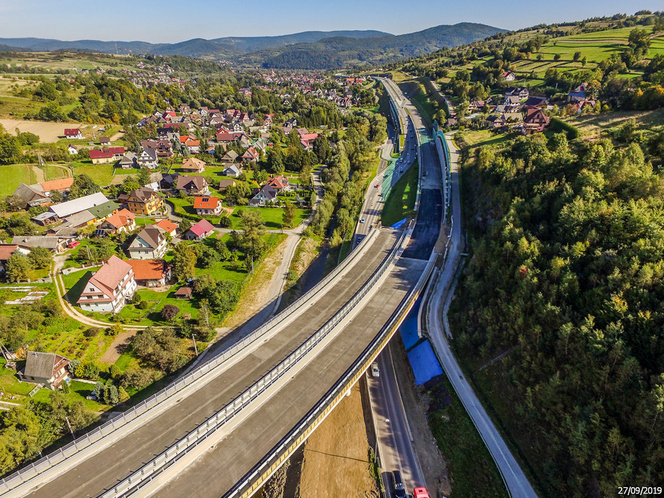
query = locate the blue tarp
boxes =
[399,298,421,350]
[391,218,407,229]
[407,341,444,385]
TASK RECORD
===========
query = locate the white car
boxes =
[371,362,380,378]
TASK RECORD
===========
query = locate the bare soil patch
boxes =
[0,119,85,142]
[100,330,137,365]
[299,383,379,498]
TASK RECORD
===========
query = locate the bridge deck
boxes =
[26,230,398,498]
[159,257,427,498]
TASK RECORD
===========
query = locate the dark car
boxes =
[393,470,406,498]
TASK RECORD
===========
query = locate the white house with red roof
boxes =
[64,128,83,139]
[266,176,292,192]
[184,219,215,240]
[77,255,136,313]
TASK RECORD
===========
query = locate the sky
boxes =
[1,0,662,43]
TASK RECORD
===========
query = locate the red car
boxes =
[375,184,380,188]
[413,488,430,498]
[67,241,80,249]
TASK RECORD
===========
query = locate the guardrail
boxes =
[100,226,411,498]
[226,226,437,498]
[0,226,382,495]
[433,123,452,222]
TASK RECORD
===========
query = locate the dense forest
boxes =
[451,126,664,496]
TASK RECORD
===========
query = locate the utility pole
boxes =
[65,416,75,440]
[192,334,198,356]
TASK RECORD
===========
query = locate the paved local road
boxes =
[425,133,538,498]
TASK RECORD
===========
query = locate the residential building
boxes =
[90,149,115,164]
[181,157,206,173]
[22,352,70,389]
[194,196,223,216]
[126,188,163,215]
[64,128,83,139]
[100,137,111,146]
[522,108,550,134]
[77,255,136,313]
[266,176,291,192]
[184,219,215,240]
[153,219,178,237]
[160,173,181,190]
[250,185,278,206]
[31,212,60,226]
[176,176,209,195]
[223,165,242,178]
[98,209,136,234]
[87,200,119,222]
[218,179,236,191]
[221,150,238,164]
[40,178,74,196]
[118,152,138,169]
[241,147,259,163]
[49,192,109,219]
[137,147,159,168]
[523,96,549,108]
[127,227,168,260]
[12,183,50,208]
[11,236,69,253]
[127,259,172,287]
[505,87,529,100]
[0,244,30,273]
[174,286,192,300]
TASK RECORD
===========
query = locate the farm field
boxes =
[0,118,86,142]
[0,164,38,196]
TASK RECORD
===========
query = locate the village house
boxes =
[64,128,83,139]
[522,108,550,134]
[31,211,60,226]
[176,176,209,196]
[126,187,163,215]
[87,200,119,223]
[137,147,159,168]
[11,236,70,254]
[194,196,223,216]
[250,185,278,207]
[12,183,50,208]
[118,152,138,169]
[221,150,238,165]
[223,165,242,178]
[241,147,259,163]
[99,137,111,146]
[218,179,236,191]
[68,144,78,155]
[77,255,136,313]
[184,219,215,240]
[181,157,206,173]
[127,259,172,287]
[266,176,292,193]
[98,209,136,235]
[153,218,178,237]
[503,71,517,82]
[0,244,30,274]
[49,192,109,219]
[90,149,115,165]
[160,173,181,190]
[127,227,168,260]
[22,352,70,389]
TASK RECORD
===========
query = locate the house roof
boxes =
[104,208,135,229]
[11,236,65,250]
[127,259,169,281]
[182,157,206,170]
[188,219,215,237]
[0,245,19,262]
[128,187,158,203]
[50,192,109,218]
[81,255,133,301]
[109,146,125,155]
[223,150,239,160]
[194,196,221,210]
[242,147,259,159]
[218,179,236,189]
[176,176,207,191]
[100,137,111,143]
[132,227,163,249]
[253,185,277,200]
[64,129,80,135]
[90,149,114,160]
[62,210,95,227]
[154,219,178,233]
[174,286,192,297]
[13,183,48,204]
[40,177,74,193]
[25,351,68,379]
[87,200,119,219]
[267,176,289,190]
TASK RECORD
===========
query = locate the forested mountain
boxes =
[453,127,664,496]
[242,23,506,68]
[0,23,504,68]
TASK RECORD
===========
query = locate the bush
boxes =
[132,294,142,305]
[161,304,180,322]
[109,364,121,379]
[550,117,580,140]
[120,368,154,390]
[83,327,103,338]
[138,301,150,310]
[61,381,70,394]
[68,359,81,374]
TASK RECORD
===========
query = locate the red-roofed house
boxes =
[90,149,115,164]
[77,255,136,313]
[153,219,178,237]
[184,219,215,240]
[241,147,259,163]
[98,209,136,234]
[126,259,172,287]
[64,129,82,139]
[109,146,126,158]
[0,244,30,274]
[266,176,292,192]
[522,108,550,134]
[194,196,222,216]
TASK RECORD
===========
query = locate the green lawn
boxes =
[381,162,419,227]
[0,164,37,196]
[69,161,116,187]
[229,207,310,230]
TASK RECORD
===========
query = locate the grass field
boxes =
[69,162,116,187]
[381,162,419,227]
[229,207,311,230]
[0,163,37,196]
